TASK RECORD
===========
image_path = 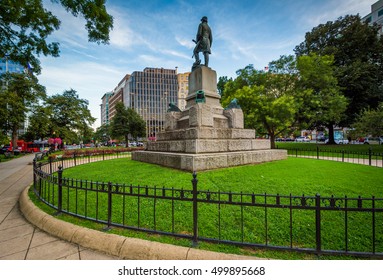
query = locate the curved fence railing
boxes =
[32,154,383,258]
[276,146,383,168]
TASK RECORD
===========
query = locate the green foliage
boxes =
[25,106,52,140]
[352,103,383,137]
[93,123,111,143]
[110,102,146,145]
[296,53,347,144]
[221,56,305,147]
[0,0,113,73]
[47,89,95,143]
[26,89,95,143]
[0,72,46,147]
[295,15,383,126]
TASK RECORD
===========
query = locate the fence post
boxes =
[369,147,372,166]
[33,159,37,192]
[316,146,319,160]
[74,153,77,166]
[57,166,63,214]
[107,182,113,229]
[38,162,42,194]
[192,172,198,246]
[315,194,322,255]
[49,157,53,174]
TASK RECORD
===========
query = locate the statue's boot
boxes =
[204,53,209,67]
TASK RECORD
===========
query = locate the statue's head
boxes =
[201,16,208,22]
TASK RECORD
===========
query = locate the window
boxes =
[379,9,383,17]
[365,16,372,23]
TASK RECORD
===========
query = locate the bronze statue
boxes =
[192,16,212,71]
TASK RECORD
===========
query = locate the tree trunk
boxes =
[326,123,336,145]
[11,127,18,154]
[270,133,276,149]
[125,135,129,148]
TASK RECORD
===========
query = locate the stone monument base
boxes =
[132,149,287,172]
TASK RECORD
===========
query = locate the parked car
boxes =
[0,145,11,154]
[325,138,349,144]
[295,136,310,142]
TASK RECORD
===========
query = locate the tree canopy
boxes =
[221,56,303,148]
[26,89,95,144]
[0,0,113,73]
[110,102,146,146]
[352,103,383,138]
[294,14,383,126]
[220,54,344,146]
[0,72,46,148]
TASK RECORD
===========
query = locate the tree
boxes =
[0,0,113,73]
[296,53,348,144]
[26,105,52,140]
[94,123,111,144]
[295,15,383,126]
[110,102,146,147]
[0,72,46,149]
[217,76,232,97]
[44,89,95,144]
[221,56,306,148]
[352,103,383,137]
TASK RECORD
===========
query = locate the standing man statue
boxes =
[192,16,212,71]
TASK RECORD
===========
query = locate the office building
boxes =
[0,58,24,75]
[177,72,190,110]
[363,0,383,36]
[100,92,113,126]
[109,74,130,120]
[122,67,178,139]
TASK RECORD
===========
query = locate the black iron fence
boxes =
[33,156,383,258]
[276,146,383,168]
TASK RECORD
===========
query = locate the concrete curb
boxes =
[19,186,262,260]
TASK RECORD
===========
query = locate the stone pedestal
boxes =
[132,66,287,171]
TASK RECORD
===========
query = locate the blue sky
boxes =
[39,0,376,128]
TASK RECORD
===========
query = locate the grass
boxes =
[31,157,383,259]
[276,143,383,161]
[61,157,382,196]
[276,142,383,153]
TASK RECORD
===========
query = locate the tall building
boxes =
[1,58,28,137]
[363,0,383,36]
[109,74,130,120]
[100,92,113,126]
[177,72,190,110]
[0,58,24,75]
[123,67,178,139]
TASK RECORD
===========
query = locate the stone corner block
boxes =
[223,108,244,128]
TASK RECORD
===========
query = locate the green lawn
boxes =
[33,157,383,259]
[62,157,382,197]
[276,142,383,153]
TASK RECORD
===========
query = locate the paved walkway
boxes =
[0,154,119,260]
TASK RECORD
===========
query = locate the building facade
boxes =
[0,58,25,75]
[123,67,178,139]
[177,72,190,110]
[363,0,383,36]
[109,74,130,121]
[100,92,113,126]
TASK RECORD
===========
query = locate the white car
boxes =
[325,139,349,144]
[295,136,310,142]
